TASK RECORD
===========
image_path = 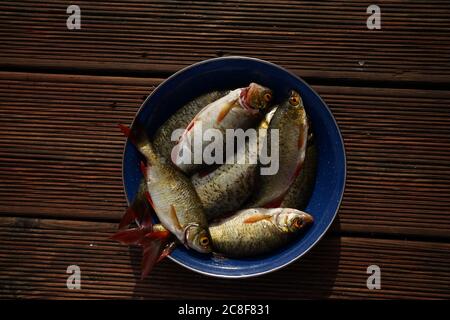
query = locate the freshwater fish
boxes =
[172,83,273,173]
[190,109,278,220]
[208,208,313,257]
[191,142,258,220]
[117,124,212,254]
[152,91,227,161]
[248,90,309,208]
[280,138,317,210]
[145,208,313,258]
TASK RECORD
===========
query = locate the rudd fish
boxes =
[114,123,212,277]
[152,91,227,161]
[145,208,313,258]
[248,90,309,208]
[121,91,227,227]
[208,208,313,257]
[280,138,317,210]
[172,83,273,174]
[191,140,258,221]
[190,109,277,220]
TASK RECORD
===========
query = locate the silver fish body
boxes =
[173,83,272,174]
[125,124,212,254]
[248,90,309,208]
[280,140,317,209]
[209,208,313,257]
[191,146,258,220]
[152,91,227,161]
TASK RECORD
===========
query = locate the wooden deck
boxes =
[0,1,449,299]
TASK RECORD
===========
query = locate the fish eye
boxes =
[199,236,210,247]
[263,92,272,102]
[289,93,300,106]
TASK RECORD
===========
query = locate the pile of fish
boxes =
[113,82,317,278]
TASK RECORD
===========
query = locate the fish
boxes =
[191,141,258,221]
[152,91,227,161]
[120,91,228,227]
[172,83,273,174]
[209,208,313,258]
[247,90,309,208]
[119,104,276,223]
[117,123,212,255]
[144,208,313,258]
[280,137,317,210]
[190,109,278,220]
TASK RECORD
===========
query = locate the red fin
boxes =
[144,191,155,210]
[197,170,210,178]
[168,205,183,232]
[244,214,272,224]
[118,207,137,230]
[196,166,215,179]
[140,210,153,229]
[294,163,303,177]
[118,123,151,153]
[298,133,306,149]
[145,230,171,240]
[140,161,148,179]
[291,162,304,183]
[186,120,195,133]
[216,101,235,123]
[157,242,177,263]
[118,123,137,144]
[141,239,164,279]
[110,227,147,245]
[177,119,196,144]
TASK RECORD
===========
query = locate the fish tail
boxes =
[111,224,172,279]
[119,180,154,230]
[140,228,173,279]
[110,227,148,245]
[118,206,138,230]
[118,123,158,162]
[119,195,154,230]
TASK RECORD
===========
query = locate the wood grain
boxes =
[0,216,449,299]
[0,1,449,83]
[0,71,449,238]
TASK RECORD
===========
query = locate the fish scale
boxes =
[207,208,313,257]
[247,91,309,208]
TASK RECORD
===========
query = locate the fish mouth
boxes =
[302,213,314,226]
[239,88,260,116]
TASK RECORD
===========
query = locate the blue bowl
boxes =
[122,56,346,278]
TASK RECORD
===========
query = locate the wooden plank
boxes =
[1,72,450,238]
[0,216,448,299]
[0,1,450,83]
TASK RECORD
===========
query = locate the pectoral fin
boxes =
[168,204,183,233]
[216,101,236,123]
[243,214,272,224]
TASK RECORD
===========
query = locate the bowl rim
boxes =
[121,55,347,278]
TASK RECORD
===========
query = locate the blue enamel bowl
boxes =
[122,56,346,278]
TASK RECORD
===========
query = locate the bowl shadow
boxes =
[128,215,342,299]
